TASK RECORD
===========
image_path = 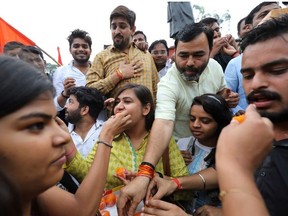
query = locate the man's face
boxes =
[132,34,146,46]
[21,52,46,73]
[64,95,82,124]
[252,3,280,27]
[175,33,210,82]
[150,43,168,67]
[69,38,91,64]
[242,35,288,123]
[111,17,135,50]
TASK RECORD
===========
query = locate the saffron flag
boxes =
[57,46,63,65]
[0,17,36,53]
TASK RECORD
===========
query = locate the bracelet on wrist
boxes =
[136,164,155,179]
[97,140,113,148]
[171,178,182,190]
[116,69,124,80]
[140,161,155,170]
[198,173,206,190]
[61,90,69,99]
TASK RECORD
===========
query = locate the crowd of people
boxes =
[1,2,288,216]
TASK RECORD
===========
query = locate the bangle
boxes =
[140,161,155,170]
[231,51,239,58]
[65,147,76,158]
[136,164,155,179]
[198,173,206,190]
[97,140,113,148]
[61,90,69,99]
[116,69,124,80]
[219,188,262,201]
[171,178,182,190]
[155,171,163,178]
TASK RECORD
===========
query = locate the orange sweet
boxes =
[115,167,126,178]
[100,209,110,216]
[233,115,245,123]
[99,197,106,210]
[134,212,142,216]
[104,193,117,207]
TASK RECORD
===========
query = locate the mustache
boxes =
[185,66,199,73]
[247,89,281,103]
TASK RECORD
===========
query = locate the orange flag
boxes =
[57,46,63,65]
[0,17,36,53]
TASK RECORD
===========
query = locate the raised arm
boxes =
[37,111,132,216]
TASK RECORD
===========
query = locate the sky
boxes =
[2,0,265,64]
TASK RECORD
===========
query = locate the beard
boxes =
[113,34,129,50]
[74,56,90,64]
[176,61,208,82]
[65,108,82,124]
[258,108,288,123]
[247,89,288,123]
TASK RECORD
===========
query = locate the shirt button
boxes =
[260,172,266,177]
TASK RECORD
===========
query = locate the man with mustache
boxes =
[117,22,239,216]
[239,14,288,216]
[86,5,158,101]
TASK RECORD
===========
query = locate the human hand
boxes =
[101,110,132,139]
[216,104,274,173]
[117,176,151,216]
[211,37,228,57]
[104,98,115,112]
[63,77,76,95]
[180,150,192,166]
[225,34,238,50]
[118,59,143,79]
[135,41,148,53]
[146,176,177,200]
[114,169,137,186]
[234,110,245,116]
[225,92,239,108]
[194,205,223,216]
[143,199,189,216]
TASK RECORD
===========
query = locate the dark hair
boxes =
[110,5,136,28]
[0,56,54,118]
[245,2,278,25]
[67,87,104,120]
[112,84,154,130]
[133,31,147,42]
[67,29,92,49]
[241,14,288,51]
[191,93,232,136]
[237,17,246,33]
[18,46,45,60]
[3,41,24,53]
[174,22,213,50]
[148,39,169,54]
[0,170,22,216]
[199,17,219,27]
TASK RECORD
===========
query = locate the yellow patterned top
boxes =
[86,44,159,100]
[65,132,189,191]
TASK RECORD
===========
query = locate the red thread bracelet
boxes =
[171,178,182,189]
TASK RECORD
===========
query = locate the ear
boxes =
[80,105,89,116]
[142,103,151,116]
[131,26,136,35]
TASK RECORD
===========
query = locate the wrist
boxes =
[231,50,240,58]
[61,90,69,99]
[116,68,124,80]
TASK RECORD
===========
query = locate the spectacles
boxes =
[151,50,167,55]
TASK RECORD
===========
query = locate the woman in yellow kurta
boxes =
[65,84,189,191]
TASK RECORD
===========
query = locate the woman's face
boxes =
[114,89,150,128]
[189,105,218,143]
[0,91,70,198]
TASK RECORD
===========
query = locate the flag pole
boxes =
[35,45,61,66]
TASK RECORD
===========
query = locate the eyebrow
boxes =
[18,112,53,121]
[241,59,288,73]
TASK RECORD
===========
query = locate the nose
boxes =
[114,101,125,114]
[187,55,195,67]
[250,71,269,91]
[52,121,70,147]
[191,119,201,128]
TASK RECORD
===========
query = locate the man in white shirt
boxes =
[65,86,104,158]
